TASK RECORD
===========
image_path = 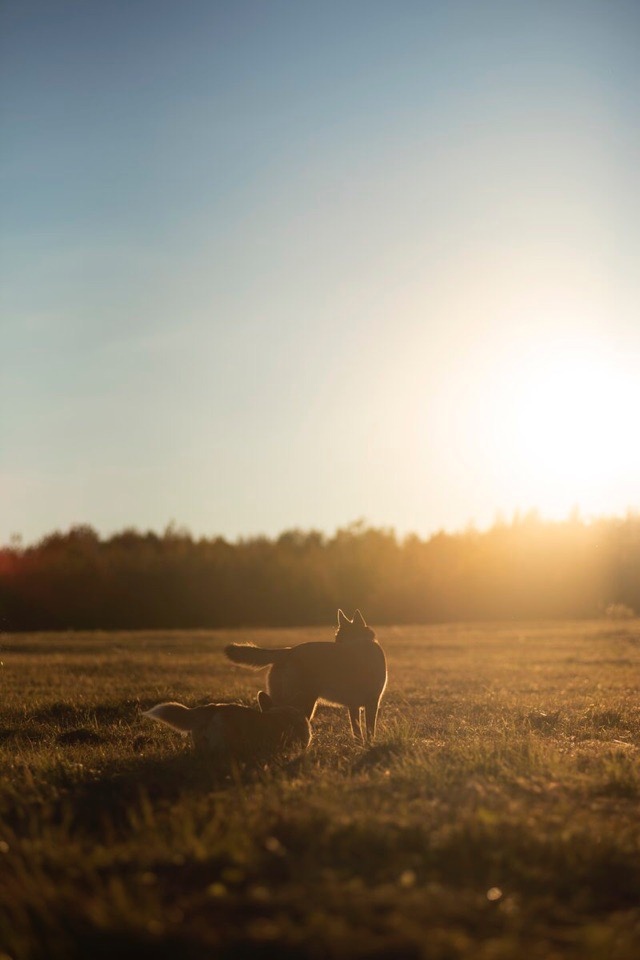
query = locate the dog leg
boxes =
[363,696,380,742]
[348,705,364,741]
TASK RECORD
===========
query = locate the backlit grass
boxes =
[1,622,639,959]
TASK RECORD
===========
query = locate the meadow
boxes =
[1,621,639,959]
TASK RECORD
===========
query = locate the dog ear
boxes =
[337,609,350,626]
[257,691,273,712]
[352,609,367,627]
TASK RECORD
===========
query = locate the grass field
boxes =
[1,621,640,959]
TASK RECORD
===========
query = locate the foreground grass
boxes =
[1,622,640,959]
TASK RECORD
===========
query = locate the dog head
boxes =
[335,609,376,644]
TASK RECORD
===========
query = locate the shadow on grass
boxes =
[56,728,107,746]
[28,925,361,960]
[53,743,305,837]
[31,700,142,726]
[0,725,20,743]
[1,700,145,739]
[351,741,406,772]
[66,751,240,833]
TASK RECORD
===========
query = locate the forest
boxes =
[1,513,638,631]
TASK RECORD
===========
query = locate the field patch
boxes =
[1,622,639,959]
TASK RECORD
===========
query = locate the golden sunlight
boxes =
[509,345,639,517]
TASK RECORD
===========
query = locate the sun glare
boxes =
[508,346,639,517]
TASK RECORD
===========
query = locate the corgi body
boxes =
[143,693,311,760]
[225,610,387,741]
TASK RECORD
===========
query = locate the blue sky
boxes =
[2,0,639,545]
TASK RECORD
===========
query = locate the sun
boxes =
[507,345,638,517]
[518,354,619,475]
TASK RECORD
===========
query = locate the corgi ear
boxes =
[337,609,350,626]
[352,609,367,627]
[257,691,273,712]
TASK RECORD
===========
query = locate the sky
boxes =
[2,0,639,546]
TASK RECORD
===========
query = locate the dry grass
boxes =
[1,621,640,959]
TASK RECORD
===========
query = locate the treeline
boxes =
[0,515,638,631]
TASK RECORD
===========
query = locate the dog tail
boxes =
[142,702,197,735]
[224,643,290,668]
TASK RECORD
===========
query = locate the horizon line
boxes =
[4,505,640,551]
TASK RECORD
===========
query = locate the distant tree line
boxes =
[0,515,638,631]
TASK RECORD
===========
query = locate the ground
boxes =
[1,621,639,959]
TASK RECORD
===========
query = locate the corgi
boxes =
[225,610,386,741]
[142,691,311,761]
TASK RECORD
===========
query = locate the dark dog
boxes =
[225,610,387,741]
